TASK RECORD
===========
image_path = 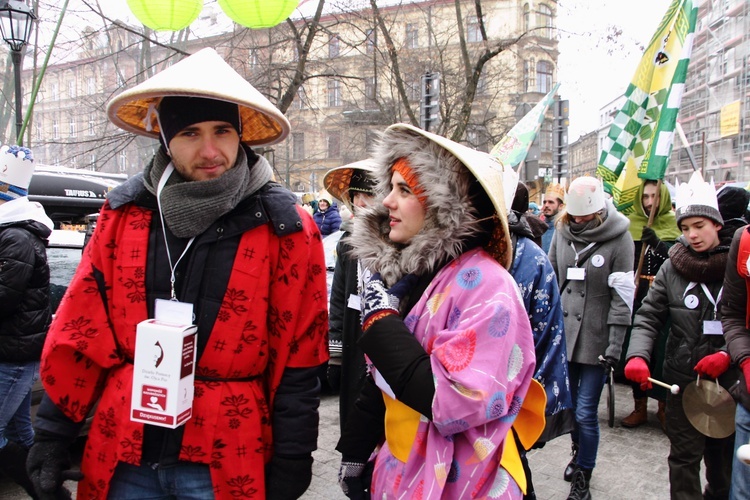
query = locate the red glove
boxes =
[740,358,750,392]
[624,357,652,390]
[694,351,731,379]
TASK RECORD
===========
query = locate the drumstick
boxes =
[647,377,680,394]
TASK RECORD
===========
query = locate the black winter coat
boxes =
[0,220,51,362]
[329,234,367,432]
[721,225,750,410]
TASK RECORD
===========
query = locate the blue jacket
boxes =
[541,216,555,253]
[313,206,342,236]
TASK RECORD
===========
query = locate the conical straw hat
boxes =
[106,48,290,146]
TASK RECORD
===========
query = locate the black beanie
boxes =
[348,168,376,196]
[158,96,241,149]
[511,182,530,214]
[717,186,750,221]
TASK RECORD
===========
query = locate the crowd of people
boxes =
[1,48,750,499]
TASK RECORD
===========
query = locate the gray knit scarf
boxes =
[143,146,272,238]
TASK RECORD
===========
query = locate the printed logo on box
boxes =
[141,385,167,412]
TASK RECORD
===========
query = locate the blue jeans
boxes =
[568,362,606,471]
[0,361,39,449]
[732,404,750,500]
[108,461,214,499]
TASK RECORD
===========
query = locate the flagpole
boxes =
[675,122,699,172]
[633,178,663,285]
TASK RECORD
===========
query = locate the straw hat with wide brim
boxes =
[384,123,518,269]
[106,48,290,146]
[323,159,376,211]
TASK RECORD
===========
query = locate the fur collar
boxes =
[346,128,484,287]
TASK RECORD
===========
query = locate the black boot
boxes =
[0,440,38,499]
[567,466,592,500]
[563,442,578,482]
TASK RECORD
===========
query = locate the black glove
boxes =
[265,455,313,500]
[27,435,83,500]
[361,273,418,329]
[599,355,618,374]
[641,226,660,248]
[338,459,374,500]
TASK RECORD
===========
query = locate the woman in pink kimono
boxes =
[336,123,544,499]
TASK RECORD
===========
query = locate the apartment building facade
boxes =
[8,0,559,192]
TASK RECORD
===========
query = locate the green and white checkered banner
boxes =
[597,0,697,197]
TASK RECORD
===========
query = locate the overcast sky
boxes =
[557,0,672,138]
[93,0,673,139]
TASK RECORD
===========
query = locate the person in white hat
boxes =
[625,171,735,500]
[335,124,544,499]
[27,48,328,500]
[548,176,635,499]
[0,145,54,498]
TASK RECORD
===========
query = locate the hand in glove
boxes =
[27,436,83,500]
[265,455,314,500]
[598,355,618,374]
[624,357,652,390]
[741,358,750,393]
[694,351,731,379]
[361,273,418,330]
[641,226,661,248]
[338,459,374,500]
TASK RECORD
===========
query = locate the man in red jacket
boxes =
[27,48,328,500]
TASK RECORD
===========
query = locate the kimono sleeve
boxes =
[429,261,536,433]
[40,204,128,422]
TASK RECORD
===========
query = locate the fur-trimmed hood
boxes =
[347,127,498,286]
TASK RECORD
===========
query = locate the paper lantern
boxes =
[218,0,299,29]
[126,0,203,32]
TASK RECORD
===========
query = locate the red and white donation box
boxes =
[131,319,197,428]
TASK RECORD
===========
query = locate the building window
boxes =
[540,121,552,153]
[537,3,553,38]
[69,116,77,137]
[327,79,341,107]
[89,154,96,170]
[249,49,260,68]
[292,133,304,160]
[51,83,59,101]
[407,79,420,102]
[405,23,418,49]
[294,85,306,109]
[88,113,96,136]
[523,3,530,32]
[524,58,535,92]
[34,121,41,141]
[119,151,127,173]
[52,118,59,139]
[329,34,340,58]
[87,77,95,94]
[327,131,341,159]
[116,71,125,87]
[536,60,553,93]
[366,29,376,54]
[364,76,376,100]
[476,73,487,95]
[467,15,481,43]
[68,80,76,99]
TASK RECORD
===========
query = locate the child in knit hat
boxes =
[625,171,735,499]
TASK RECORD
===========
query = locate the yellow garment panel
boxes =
[382,393,421,463]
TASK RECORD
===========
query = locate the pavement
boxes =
[0,381,675,499]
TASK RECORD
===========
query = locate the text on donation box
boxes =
[131,319,197,429]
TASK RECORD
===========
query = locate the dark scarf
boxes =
[570,208,607,235]
[668,238,730,284]
[143,146,272,238]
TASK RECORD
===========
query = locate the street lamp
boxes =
[0,0,36,144]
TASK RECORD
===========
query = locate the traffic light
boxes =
[553,98,569,182]
[420,72,440,132]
